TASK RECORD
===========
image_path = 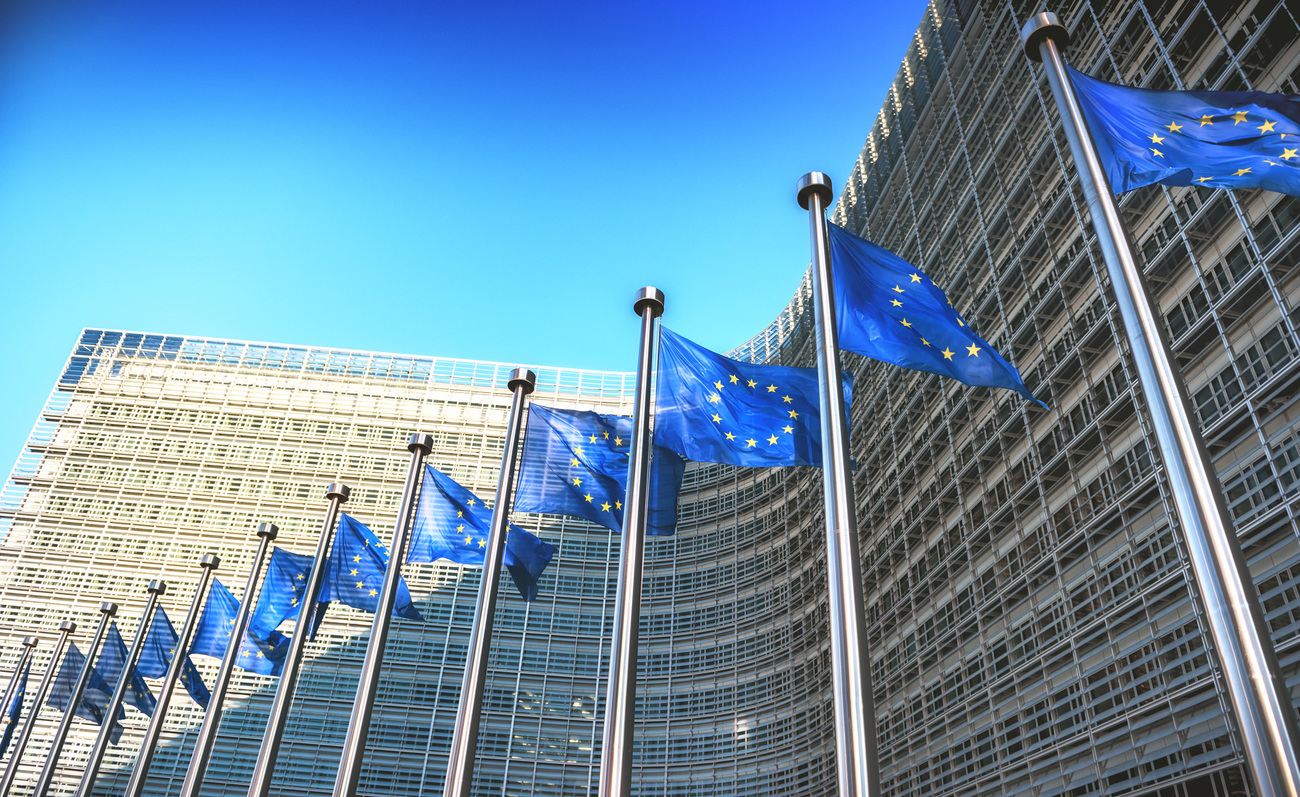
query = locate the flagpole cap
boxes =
[326,483,351,503]
[507,369,537,395]
[99,602,118,616]
[21,636,38,648]
[408,432,435,454]
[633,287,665,318]
[1021,11,1069,61]
[796,172,833,210]
[200,553,221,569]
[147,580,167,595]
[256,522,279,540]
[59,620,77,634]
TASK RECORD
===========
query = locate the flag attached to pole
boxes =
[0,659,29,756]
[47,643,124,744]
[1067,66,1300,196]
[96,622,156,718]
[514,404,685,536]
[826,222,1044,406]
[319,513,423,620]
[654,326,847,467]
[248,547,328,644]
[190,578,289,677]
[137,607,211,708]
[408,465,556,601]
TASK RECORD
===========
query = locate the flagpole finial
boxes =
[99,602,118,616]
[147,580,168,596]
[796,172,833,210]
[407,432,435,454]
[507,369,536,395]
[326,483,351,503]
[60,619,77,633]
[633,287,664,319]
[200,553,221,569]
[1021,11,1069,61]
[256,522,279,540]
[21,636,37,648]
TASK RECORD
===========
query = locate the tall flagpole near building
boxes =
[75,581,166,797]
[124,555,220,797]
[247,485,349,797]
[180,523,278,797]
[597,287,663,797]
[0,621,73,795]
[0,637,37,732]
[33,604,113,797]
[442,370,535,797]
[797,173,880,797]
[1021,13,1300,797]
[335,432,433,797]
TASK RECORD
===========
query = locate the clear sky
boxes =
[0,0,929,464]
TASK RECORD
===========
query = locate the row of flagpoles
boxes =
[2,9,1300,797]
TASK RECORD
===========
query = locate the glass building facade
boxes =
[1,1,1299,796]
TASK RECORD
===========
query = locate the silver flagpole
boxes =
[32,604,115,797]
[75,581,166,797]
[597,287,663,797]
[0,621,74,795]
[798,173,880,797]
[246,484,349,797]
[1022,12,1300,797]
[442,370,535,797]
[0,637,37,741]
[334,432,433,797]
[123,555,220,797]
[179,523,278,797]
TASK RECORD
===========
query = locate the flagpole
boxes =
[1021,12,1300,797]
[179,523,278,797]
[443,369,535,797]
[32,604,115,797]
[0,637,37,736]
[0,622,73,794]
[797,173,880,797]
[246,485,349,797]
[597,287,663,797]
[333,432,432,797]
[123,555,219,797]
[75,581,166,797]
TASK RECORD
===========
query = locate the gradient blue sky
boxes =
[0,0,928,463]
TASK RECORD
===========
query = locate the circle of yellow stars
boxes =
[1145,110,1297,184]
[882,275,984,365]
[568,430,624,515]
[704,374,800,449]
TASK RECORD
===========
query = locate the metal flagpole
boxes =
[597,287,663,797]
[797,173,880,797]
[123,555,220,797]
[442,370,535,797]
[32,604,115,797]
[1021,12,1300,797]
[179,523,278,797]
[333,432,433,797]
[75,581,166,797]
[246,484,349,797]
[0,621,73,794]
[0,637,37,739]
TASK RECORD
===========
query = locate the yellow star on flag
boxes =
[966,343,981,357]
[1166,120,1183,133]
[1232,110,1248,124]
[1259,119,1277,133]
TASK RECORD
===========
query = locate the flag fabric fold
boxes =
[137,606,211,708]
[1068,65,1300,196]
[514,403,685,536]
[47,642,124,744]
[408,465,556,601]
[247,547,328,646]
[654,326,848,468]
[319,513,423,621]
[96,622,156,718]
[190,578,290,677]
[0,659,29,756]
[827,222,1044,406]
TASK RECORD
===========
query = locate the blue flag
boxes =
[654,326,849,467]
[0,658,29,756]
[47,642,123,744]
[190,578,290,678]
[514,404,686,536]
[408,465,556,601]
[248,547,328,646]
[1068,66,1300,196]
[827,222,1044,406]
[136,606,211,708]
[319,514,423,621]
[97,621,156,718]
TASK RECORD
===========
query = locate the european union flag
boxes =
[319,514,423,620]
[408,465,556,601]
[248,547,328,645]
[1069,66,1300,196]
[0,658,29,756]
[655,326,848,467]
[190,578,290,677]
[514,404,685,536]
[137,606,211,708]
[827,222,1044,406]
[47,642,124,744]
[97,621,156,718]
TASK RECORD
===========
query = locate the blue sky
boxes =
[0,0,928,464]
